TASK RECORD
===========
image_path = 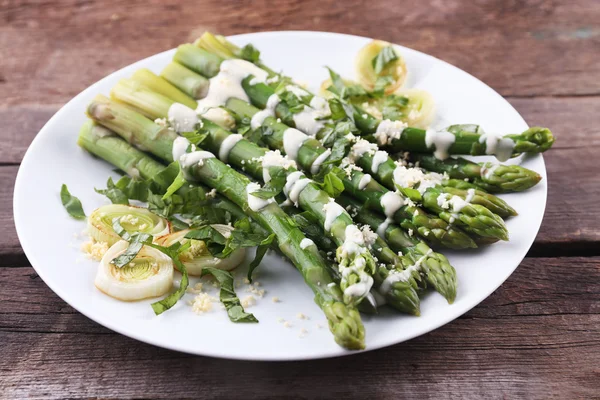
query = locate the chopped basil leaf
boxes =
[60,184,86,219]
[372,75,395,97]
[162,163,186,200]
[249,167,286,199]
[94,177,129,205]
[112,217,132,241]
[110,232,152,268]
[328,98,347,120]
[202,267,258,323]
[319,170,345,198]
[185,225,227,257]
[182,130,208,146]
[372,46,398,74]
[247,233,276,282]
[148,241,191,315]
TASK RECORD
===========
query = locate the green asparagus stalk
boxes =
[439,186,516,218]
[348,144,517,218]
[111,82,428,314]
[86,95,365,350]
[166,44,494,246]
[160,62,209,100]
[186,35,553,161]
[286,207,421,315]
[366,124,554,161]
[111,79,379,307]
[77,120,266,233]
[161,50,501,245]
[224,98,477,249]
[130,69,197,109]
[411,154,542,193]
[337,194,457,303]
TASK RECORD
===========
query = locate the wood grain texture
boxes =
[0,257,598,399]
[1,0,600,106]
[2,0,600,398]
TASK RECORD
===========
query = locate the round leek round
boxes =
[355,40,407,94]
[88,204,170,246]
[94,240,174,301]
[394,88,435,129]
[154,225,246,276]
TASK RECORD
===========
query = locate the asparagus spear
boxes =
[77,120,267,233]
[111,83,428,314]
[158,52,503,244]
[86,95,365,350]
[111,81,378,307]
[411,154,542,193]
[286,207,421,315]
[223,98,477,249]
[366,123,554,162]
[337,194,457,303]
[184,36,554,162]
[165,45,494,246]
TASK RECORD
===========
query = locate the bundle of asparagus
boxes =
[64,32,554,350]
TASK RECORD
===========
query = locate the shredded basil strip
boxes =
[249,167,286,199]
[112,217,132,241]
[60,184,86,219]
[372,46,398,74]
[203,267,258,323]
[110,232,153,268]
[95,176,148,204]
[316,169,345,198]
[148,241,191,315]
[162,163,186,200]
[182,130,208,146]
[247,233,276,282]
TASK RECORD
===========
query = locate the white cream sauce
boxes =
[246,182,275,212]
[168,103,200,133]
[322,198,345,231]
[425,129,456,160]
[371,150,389,174]
[250,94,280,130]
[196,59,268,114]
[218,134,243,162]
[282,128,309,160]
[310,149,331,175]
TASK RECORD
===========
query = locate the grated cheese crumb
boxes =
[272,297,281,303]
[297,313,308,320]
[241,295,256,308]
[191,292,217,314]
[81,240,109,261]
[283,321,293,328]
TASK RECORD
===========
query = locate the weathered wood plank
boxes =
[0,257,598,399]
[1,0,599,107]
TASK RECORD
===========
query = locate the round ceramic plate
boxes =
[14,31,547,361]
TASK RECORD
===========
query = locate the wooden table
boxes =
[2,1,599,398]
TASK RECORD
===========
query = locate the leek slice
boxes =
[355,40,407,94]
[154,225,246,276]
[393,88,435,129]
[88,204,170,246]
[94,240,174,301]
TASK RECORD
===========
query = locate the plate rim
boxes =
[13,30,547,361]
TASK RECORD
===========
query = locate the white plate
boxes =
[13,31,547,361]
